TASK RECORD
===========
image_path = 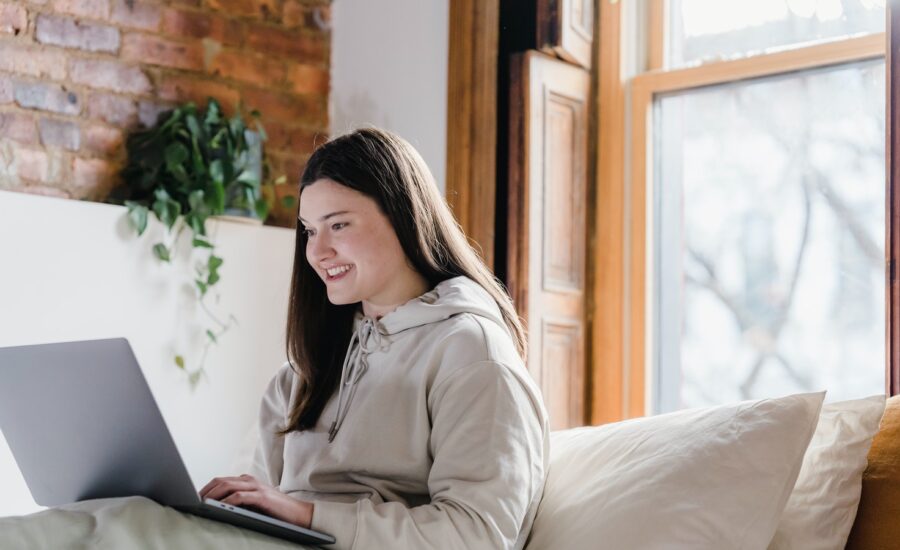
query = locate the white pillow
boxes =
[525,392,825,550]
[769,394,886,550]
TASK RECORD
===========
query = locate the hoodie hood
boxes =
[328,276,509,442]
[378,275,509,337]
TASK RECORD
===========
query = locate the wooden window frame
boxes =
[446,0,500,269]
[594,0,892,422]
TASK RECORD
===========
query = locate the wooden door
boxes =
[537,0,594,70]
[508,51,590,430]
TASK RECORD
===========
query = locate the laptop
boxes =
[0,338,335,546]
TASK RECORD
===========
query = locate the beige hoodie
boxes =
[252,276,549,550]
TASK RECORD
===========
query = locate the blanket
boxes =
[0,497,320,550]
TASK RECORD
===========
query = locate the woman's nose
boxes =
[308,233,334,262]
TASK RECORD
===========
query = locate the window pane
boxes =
[653,61,885,413]
[667,0,885,69]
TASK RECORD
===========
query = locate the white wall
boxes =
[330,0,449,193]
[0,190,295,516]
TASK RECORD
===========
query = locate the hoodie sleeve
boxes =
[309,360,547,550]
[250,363,291,487]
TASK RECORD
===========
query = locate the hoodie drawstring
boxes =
[328,317,387,442]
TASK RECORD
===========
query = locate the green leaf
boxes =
[254,120,267,142]
[152,193,181,230]
[192,237,213,248]
[153,243,171,262]
[188,369,204,388]
[209,159,224,185]
[164,142,189,172]
[208,254,223,271]
[125,201,149,235]
[188,189,206,214]
[175,355,185,370]
[254,197,269,221]
[206,329,217,343]
[206,98,221,122]
[280,195,296,209]
[207,254,223,286]
[188,213,207,237]
[186,113,202,140]
[236,169,260,187]
[208,181,225,213]
[195,279,208,297]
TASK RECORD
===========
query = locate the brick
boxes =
[283,2,330,32]
[36,14,120,53]
[264,123,321,156]
[0,2,27,36]
[245,25,326,61]
[207,0,278,21]
[267,151,308,184]
[88,92,137,127]
[209,50,285,88]
[15,148,50,182]
[14,81,81,115]
[83,122,123,154]
[21,185,72,199]
[71,156,116,198]
[121,33,204,71]
[39,118,80,151]
[241,88,325,127]
[0,43,67,80]
[287,63,328,95]
[137,100,172,128]
[0,112,38,144]
[110,0,161,31]
[51,0,109,20]
[69,59,152,94]
[162,8,243,46]
[157,74,238,110]
[0,75,12,104]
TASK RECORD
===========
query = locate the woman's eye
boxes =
[303,228,315,237]
[332,222,347,231]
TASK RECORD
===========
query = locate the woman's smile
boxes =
[325,264,354,282]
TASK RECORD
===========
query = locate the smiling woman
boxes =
[299,179,430,319]
[200,127,548,550]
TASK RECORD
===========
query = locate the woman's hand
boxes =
[199,474,314,529]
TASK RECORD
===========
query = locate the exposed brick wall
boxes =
[0,0,330,227]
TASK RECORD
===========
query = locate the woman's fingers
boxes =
[221,490,263,510]
[199,474,259,498]
[199,477,258,501]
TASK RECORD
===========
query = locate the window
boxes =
[601,0,887,416]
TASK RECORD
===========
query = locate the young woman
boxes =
[200,128,548,549]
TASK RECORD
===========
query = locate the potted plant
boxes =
[109,97,293,386]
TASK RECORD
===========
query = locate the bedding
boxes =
[0,496,319,550]
[769,395,885,550]
[524,392,824,550]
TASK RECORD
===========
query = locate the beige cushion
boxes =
[845,394,900,550]
[525,392,824,550]
[769,395,885,550]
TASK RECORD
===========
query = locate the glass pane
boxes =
[653,60,885,413]
[667,0,885,69]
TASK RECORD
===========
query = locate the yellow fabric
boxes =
[845,395,900,550]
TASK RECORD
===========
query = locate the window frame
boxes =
[593,0,891,421]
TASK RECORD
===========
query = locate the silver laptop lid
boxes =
[0,338,201,507]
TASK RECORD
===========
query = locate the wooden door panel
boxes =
[509,51,590,429]
[538,0,594,69]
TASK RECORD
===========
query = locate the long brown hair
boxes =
[281,127,525,433]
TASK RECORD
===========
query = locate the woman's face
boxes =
[299,178,428,318]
